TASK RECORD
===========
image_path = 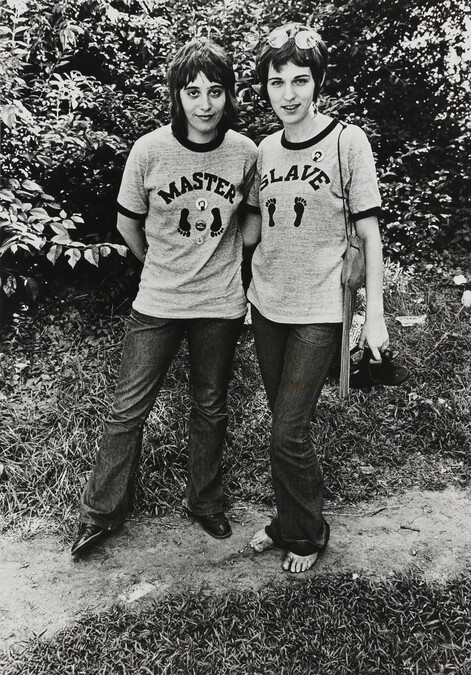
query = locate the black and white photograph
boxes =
[1,0,470,672]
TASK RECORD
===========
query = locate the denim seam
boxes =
[292,323,342,347]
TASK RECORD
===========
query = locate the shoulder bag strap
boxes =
[338,121,355,399]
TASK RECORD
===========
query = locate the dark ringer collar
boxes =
[281,118,339,150]
[173,126,226,153]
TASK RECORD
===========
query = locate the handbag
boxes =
[338,123,366,398]
[337,124,409,397]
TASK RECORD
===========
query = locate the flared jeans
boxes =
[80,309,243,530]
[251,305,342,556]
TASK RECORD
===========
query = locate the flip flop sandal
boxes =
[350,346,410,388]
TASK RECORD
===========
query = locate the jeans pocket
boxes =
[129,309,169,328]
[294,323,342,347]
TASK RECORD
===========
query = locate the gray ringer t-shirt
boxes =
[248,120,381,324]
[117,125,258,319]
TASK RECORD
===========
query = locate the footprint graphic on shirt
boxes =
[178,208,191,237]
[266,198,277,227]
[210,207,224,237]
[293,197,306,227]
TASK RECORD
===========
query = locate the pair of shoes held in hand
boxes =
[350,346,409,388]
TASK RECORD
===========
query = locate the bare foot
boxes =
[282,551,319,573]
[250,528,275,553]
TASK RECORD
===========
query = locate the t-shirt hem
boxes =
[249,301,342,325]
[132,299,247,320]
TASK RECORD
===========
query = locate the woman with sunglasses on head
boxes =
[71,37,260,556]
[248,23,389,572]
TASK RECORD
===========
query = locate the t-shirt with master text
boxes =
[117,125,258,319]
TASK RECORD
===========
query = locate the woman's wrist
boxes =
[365,308,384,320]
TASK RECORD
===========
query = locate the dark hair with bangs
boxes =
[167,37,238,139]
[256,24,328,103]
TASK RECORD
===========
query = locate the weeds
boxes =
[1,271,471,672]
[1,271,470,535]
[2,572,471,674]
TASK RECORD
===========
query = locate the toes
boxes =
[250,528,265,546]
[292,558,303,573]
[250,529,275,553]
[283,552,318,573]
[305,554,318,571]
[282,554,293,571]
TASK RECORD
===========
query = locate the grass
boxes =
[1,266,471,535]
[2,572,471,674]
[1,264,471,673]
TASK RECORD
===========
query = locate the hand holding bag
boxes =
[337,124,409,396]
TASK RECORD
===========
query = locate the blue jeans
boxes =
[80,309,244,529]
[251,305,342,556]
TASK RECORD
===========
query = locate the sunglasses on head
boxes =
[267,25,322,50]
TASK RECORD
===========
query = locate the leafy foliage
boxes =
[0,177,128,321]
[0,0,469,316]
[0,0,141,315]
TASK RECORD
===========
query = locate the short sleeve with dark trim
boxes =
[343,125,381,221]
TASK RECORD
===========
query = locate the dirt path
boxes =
[2,487,471,649]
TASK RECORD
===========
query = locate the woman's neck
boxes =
[187,128,218,144]
[283,111,330,143]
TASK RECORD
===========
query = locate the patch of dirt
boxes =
[2,487,471,649]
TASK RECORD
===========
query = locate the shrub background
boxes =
[0,0,470,317]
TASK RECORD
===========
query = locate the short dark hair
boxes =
[256,24,328,102]
[167,37,238,138]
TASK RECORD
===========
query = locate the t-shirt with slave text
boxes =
[247,120,381,324]
[117,125,258,319]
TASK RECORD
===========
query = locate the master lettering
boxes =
[158,172,237,204]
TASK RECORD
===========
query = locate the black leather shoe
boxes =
[71,523,106,556]
[192,512,232,539]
